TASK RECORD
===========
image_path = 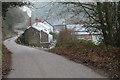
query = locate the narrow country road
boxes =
[4,37,107,78]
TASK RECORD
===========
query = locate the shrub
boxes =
[29,43,41,47]
[56,28,77,47]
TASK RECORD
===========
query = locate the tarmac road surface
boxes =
[4,37,107,78]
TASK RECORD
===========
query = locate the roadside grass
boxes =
[0,44,2,76]
[2,44,12,77]
[49,40,120,78]
[0,44,2,63]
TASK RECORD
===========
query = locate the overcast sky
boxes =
[22,2,88,25]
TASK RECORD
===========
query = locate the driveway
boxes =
[4,37,107,78]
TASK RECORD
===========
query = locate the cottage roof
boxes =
[43,21,53,32]
[66,24,102,35]
[31,22,50,34]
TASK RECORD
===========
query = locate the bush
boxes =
[29,43,41,47]
[56,28,96,51]
[56,28,77,46]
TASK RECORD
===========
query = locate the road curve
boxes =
[4,37,106,78]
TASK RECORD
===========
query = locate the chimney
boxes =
[35,18,39,23]
[39,19,42,22]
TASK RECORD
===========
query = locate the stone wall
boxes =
[24,27,40,45]
[41,30,48,43]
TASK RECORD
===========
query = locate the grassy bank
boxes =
[0,44,2,77]
[2,44,12,77]
[49,40,120,78]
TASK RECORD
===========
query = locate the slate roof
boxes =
[27,22,51,34]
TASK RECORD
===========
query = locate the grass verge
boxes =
[2,44,12,77]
